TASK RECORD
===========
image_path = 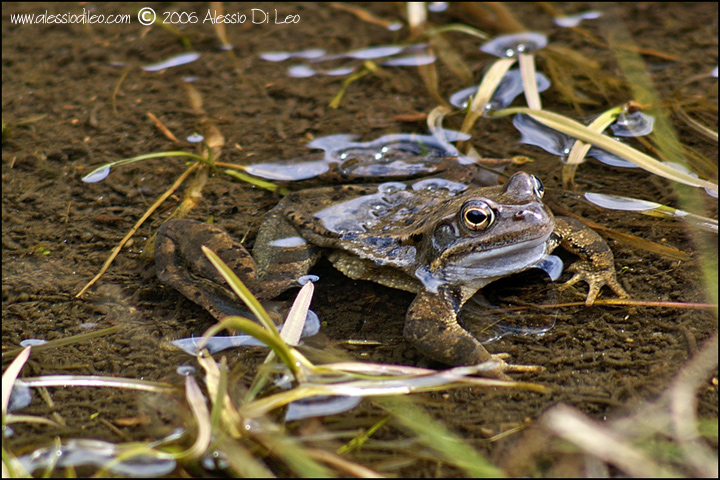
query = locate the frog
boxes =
[155,172,628,376]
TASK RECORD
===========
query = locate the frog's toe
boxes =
[561,262,628,306]
[475,354,544,379]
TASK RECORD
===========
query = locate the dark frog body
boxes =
[156,172,627,375]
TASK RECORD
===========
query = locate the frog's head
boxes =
[416,172,555,291]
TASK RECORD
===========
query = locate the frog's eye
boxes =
[531,175,544,198]
[461,201,494,231]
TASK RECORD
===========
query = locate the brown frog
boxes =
[156,172,627,375]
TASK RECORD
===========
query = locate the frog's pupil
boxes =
[466,209,487,225]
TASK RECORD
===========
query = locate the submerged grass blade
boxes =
[76,161,201,297]
[424,23,489,41]
[3,326,120,359]
[254,431,335,478]
[379,396,504,477]
[329,62,375,109]
[214,437,275,477]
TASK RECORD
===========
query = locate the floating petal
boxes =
[481,32,547,58]
[82,166,111,183]
[553,11,602,28]
[142,52,201,72]
[610,111,655,137]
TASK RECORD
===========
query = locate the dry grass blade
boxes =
[209,2,232,49]
[406,2,426,35]
[3,414,61,428]
[280,281,314,346]
[20,375,174,393]
[2,347,31,419]
[495,107,718,191]
[542,404,681,477]
[181,376,212,460]
[76,161,201,297]
[667,335,718,477]
[563,105,624,188]
[566,106,623,165]
[460,57,517,136]
[331,2,399,30]
[196,353,244,438]
[518,53,541,109]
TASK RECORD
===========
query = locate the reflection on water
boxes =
[460,270,560,345]
[142,52,201,72]
[244,130,472,181]
[449,69,551,111]
[481,32,548,58]
[513,113,639,168]
[18,439,177,476]
[260,43,436,78]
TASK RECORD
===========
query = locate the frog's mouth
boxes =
[415,233,553,293]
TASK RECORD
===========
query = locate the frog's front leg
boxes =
[551,217,628,305]
[404,288,514,377]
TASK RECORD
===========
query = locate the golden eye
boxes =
[461,201,494,231]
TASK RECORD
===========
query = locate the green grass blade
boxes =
[225,169,291,195]
[380,396,505,477]
[82,151,207,182]
[201,246,277,334]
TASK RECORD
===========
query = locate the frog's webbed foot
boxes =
[562,260,629,306]
[405,290,541,379]
[553,216,629,306]
[474,354,544,379]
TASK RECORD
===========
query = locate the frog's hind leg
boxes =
[252,208,321,297]
[156,218,266,319]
